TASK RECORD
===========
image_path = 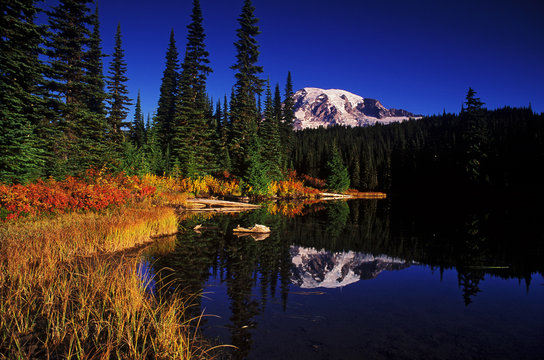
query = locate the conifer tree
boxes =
[145,114,164,174]
[106,23,131,156]
[259,80,282,179]
[281,71,295,169]
[79,4,108,163]
[0,0,46,182]
[221,95,232,171]
[85,5,107,117]
[45,0,105,175]
[351,157,361,189]
[45,0,93,116]
[461,88,488,185]
[229,0,264,175]
[273,83,282,122]
[156,30,179,157]
[326,144,350,193]
[131,90,146,149]
[172,0,214,176]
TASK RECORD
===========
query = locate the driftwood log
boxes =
[182,198,261,213]
[233,224,271,234]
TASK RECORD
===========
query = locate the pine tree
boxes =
[172,0,214,176]
[45,0,92,116]
[45,0,105,175]
[244,137,271,196]
[185,0,211,99]
[351,157,361,189]
[221,95,232,171]
[281,71,295,169]
[131,90,146,149]
[259,80,282,179]
[155,29,179,159]
[229,0,264,175]
[79,4,108,164]
[326,144,350,193]
[461,88,488,185]
[273,83,282,122]
[85,5,107,117]
[0,0,45,182]
[106,23,131,156]
[145,114,164,174]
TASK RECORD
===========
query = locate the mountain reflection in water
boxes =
[290,246,414,288]
[144,197,544,360]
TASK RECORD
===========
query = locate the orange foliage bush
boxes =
[0,170,156,221]
[179,175,241,197]
[267,179,321,198]
[280,170,327,192]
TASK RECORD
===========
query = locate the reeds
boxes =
[0,205,215,359]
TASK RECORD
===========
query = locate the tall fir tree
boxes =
[229,0,264,175]
[259,80,282,179]
[326,144,350,193]
[106,22,131,157]
[172,0,214,176]
[131,90,146,149]
[461,88,488,185]
[45,0,105,175]
[155,29,179,159]
[0,0,46,182]
[222,94,232,171]
[79,4,108,163]
[281,71,295,169]
[85,5,107,117]
[273,83,282,122]
[145,114,164,175]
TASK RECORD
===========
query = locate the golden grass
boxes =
[0,204,217,359]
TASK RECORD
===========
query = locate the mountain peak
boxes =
[292,87,417,130]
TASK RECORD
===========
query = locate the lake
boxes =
[143,195,544,359]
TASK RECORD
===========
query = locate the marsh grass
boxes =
[0,204,217,359]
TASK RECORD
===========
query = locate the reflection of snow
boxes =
[290,246,413,289]
[137,259,156,295]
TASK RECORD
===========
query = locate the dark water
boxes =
[144,196,544,360]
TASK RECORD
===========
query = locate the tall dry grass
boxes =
[0,204,216,359]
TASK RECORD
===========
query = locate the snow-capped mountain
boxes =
[290,246,414,289]
[292,87,418,130]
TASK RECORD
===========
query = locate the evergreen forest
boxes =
[293,98,544,194]
[1,0,295,189]
[2,0,543,195]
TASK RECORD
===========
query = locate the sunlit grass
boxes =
[0,204,216,359]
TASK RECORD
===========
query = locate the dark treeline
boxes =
[1,0,294,188]
[293,90,544,193]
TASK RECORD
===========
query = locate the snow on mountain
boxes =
[292,87,418,130]
[290,246,414,289]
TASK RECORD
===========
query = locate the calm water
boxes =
[144,196,544,360]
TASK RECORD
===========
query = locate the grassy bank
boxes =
[0,203,215,359]
[0,171,339,358]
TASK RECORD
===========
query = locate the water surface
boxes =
[145,197,544,359]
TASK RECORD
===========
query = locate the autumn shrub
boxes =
[266,179,321,199]
[179,175,241,197]
[0,172,156,221]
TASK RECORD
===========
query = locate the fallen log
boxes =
[233,224,271,234]
[319,192,354,199]
[185,198,261,208]
[184,207,258,213]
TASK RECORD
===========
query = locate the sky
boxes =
[40,0,544,119]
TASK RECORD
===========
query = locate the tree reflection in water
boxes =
[144,197,544,358]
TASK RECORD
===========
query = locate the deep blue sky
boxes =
[41,0,544,118]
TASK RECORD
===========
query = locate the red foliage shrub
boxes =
[0,171,157,221]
